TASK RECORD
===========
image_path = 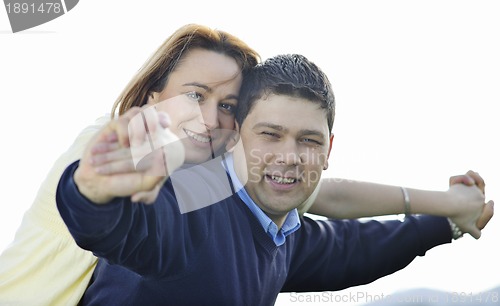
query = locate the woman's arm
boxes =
[304,171,494,239]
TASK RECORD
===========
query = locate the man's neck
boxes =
[263,210,289,229]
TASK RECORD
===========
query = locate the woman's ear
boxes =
[147,92,159,106]
[225,122,241,152]
[235,121,241,134]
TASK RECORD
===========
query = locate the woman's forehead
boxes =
[176,49,241,78]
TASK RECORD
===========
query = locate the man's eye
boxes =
[186,91,203,102]
[262,131,279,138]
[302,138,322,145]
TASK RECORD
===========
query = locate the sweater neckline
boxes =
[233,195,282,254]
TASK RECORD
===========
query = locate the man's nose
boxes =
[274,140,301,166]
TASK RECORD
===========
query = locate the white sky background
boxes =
[0,1,498,305]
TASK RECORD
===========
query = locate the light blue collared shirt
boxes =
[223,153,301,246]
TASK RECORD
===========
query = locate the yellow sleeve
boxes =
[0,115,110,306]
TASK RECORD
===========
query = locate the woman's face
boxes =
[148,48,243,164]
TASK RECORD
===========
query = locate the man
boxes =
[56,54,493,305]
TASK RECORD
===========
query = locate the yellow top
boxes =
[0,116,109,306]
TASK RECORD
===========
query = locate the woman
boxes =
[0,23,259,305]
[0,23,491,305]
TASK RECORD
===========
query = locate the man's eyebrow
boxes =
[183,82,239,100]
[298,129,326,138]
[253,122,287,132]
[253,123,326,138]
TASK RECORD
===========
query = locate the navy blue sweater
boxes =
[56,161,452,306]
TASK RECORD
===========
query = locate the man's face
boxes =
[233,94,333,225]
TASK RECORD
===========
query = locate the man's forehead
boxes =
[245,94,329,132]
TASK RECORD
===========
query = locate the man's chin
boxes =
[262,202,301,217]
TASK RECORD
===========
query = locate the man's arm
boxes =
[56,159,203,279]
[283,215,452,292]
[55,107,189,277]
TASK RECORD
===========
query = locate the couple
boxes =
[0,24,494,305]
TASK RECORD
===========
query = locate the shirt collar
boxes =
[223,153,301,246]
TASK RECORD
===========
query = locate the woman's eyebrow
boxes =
[224,94,239,100]
[183,82,211,92]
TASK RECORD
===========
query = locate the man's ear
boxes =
[323,133,334,170]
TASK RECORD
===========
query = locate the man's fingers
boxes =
[92,147,168,176]
[469,226,481,240]
[131,182,163,204]
[476,200,494,230]
[129,110,150,149]
[157,111,171,128]
[91,141,120,155]
[468,200,494,240]
[94,159,136,175]
[142,106,161,136]
[91,145,128,164]
[110,107,143,148]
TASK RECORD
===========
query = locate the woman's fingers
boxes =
[466,170,486,194]
[449,174,474,186]
[449,171,485,195]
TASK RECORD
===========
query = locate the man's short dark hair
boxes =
[236,54,335,133]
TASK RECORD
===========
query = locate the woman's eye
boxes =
[219,103,235,114]
[186,91,203,102]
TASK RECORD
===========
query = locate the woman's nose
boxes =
[200,102,218,131]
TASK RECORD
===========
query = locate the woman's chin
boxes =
[183,150,214,165]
